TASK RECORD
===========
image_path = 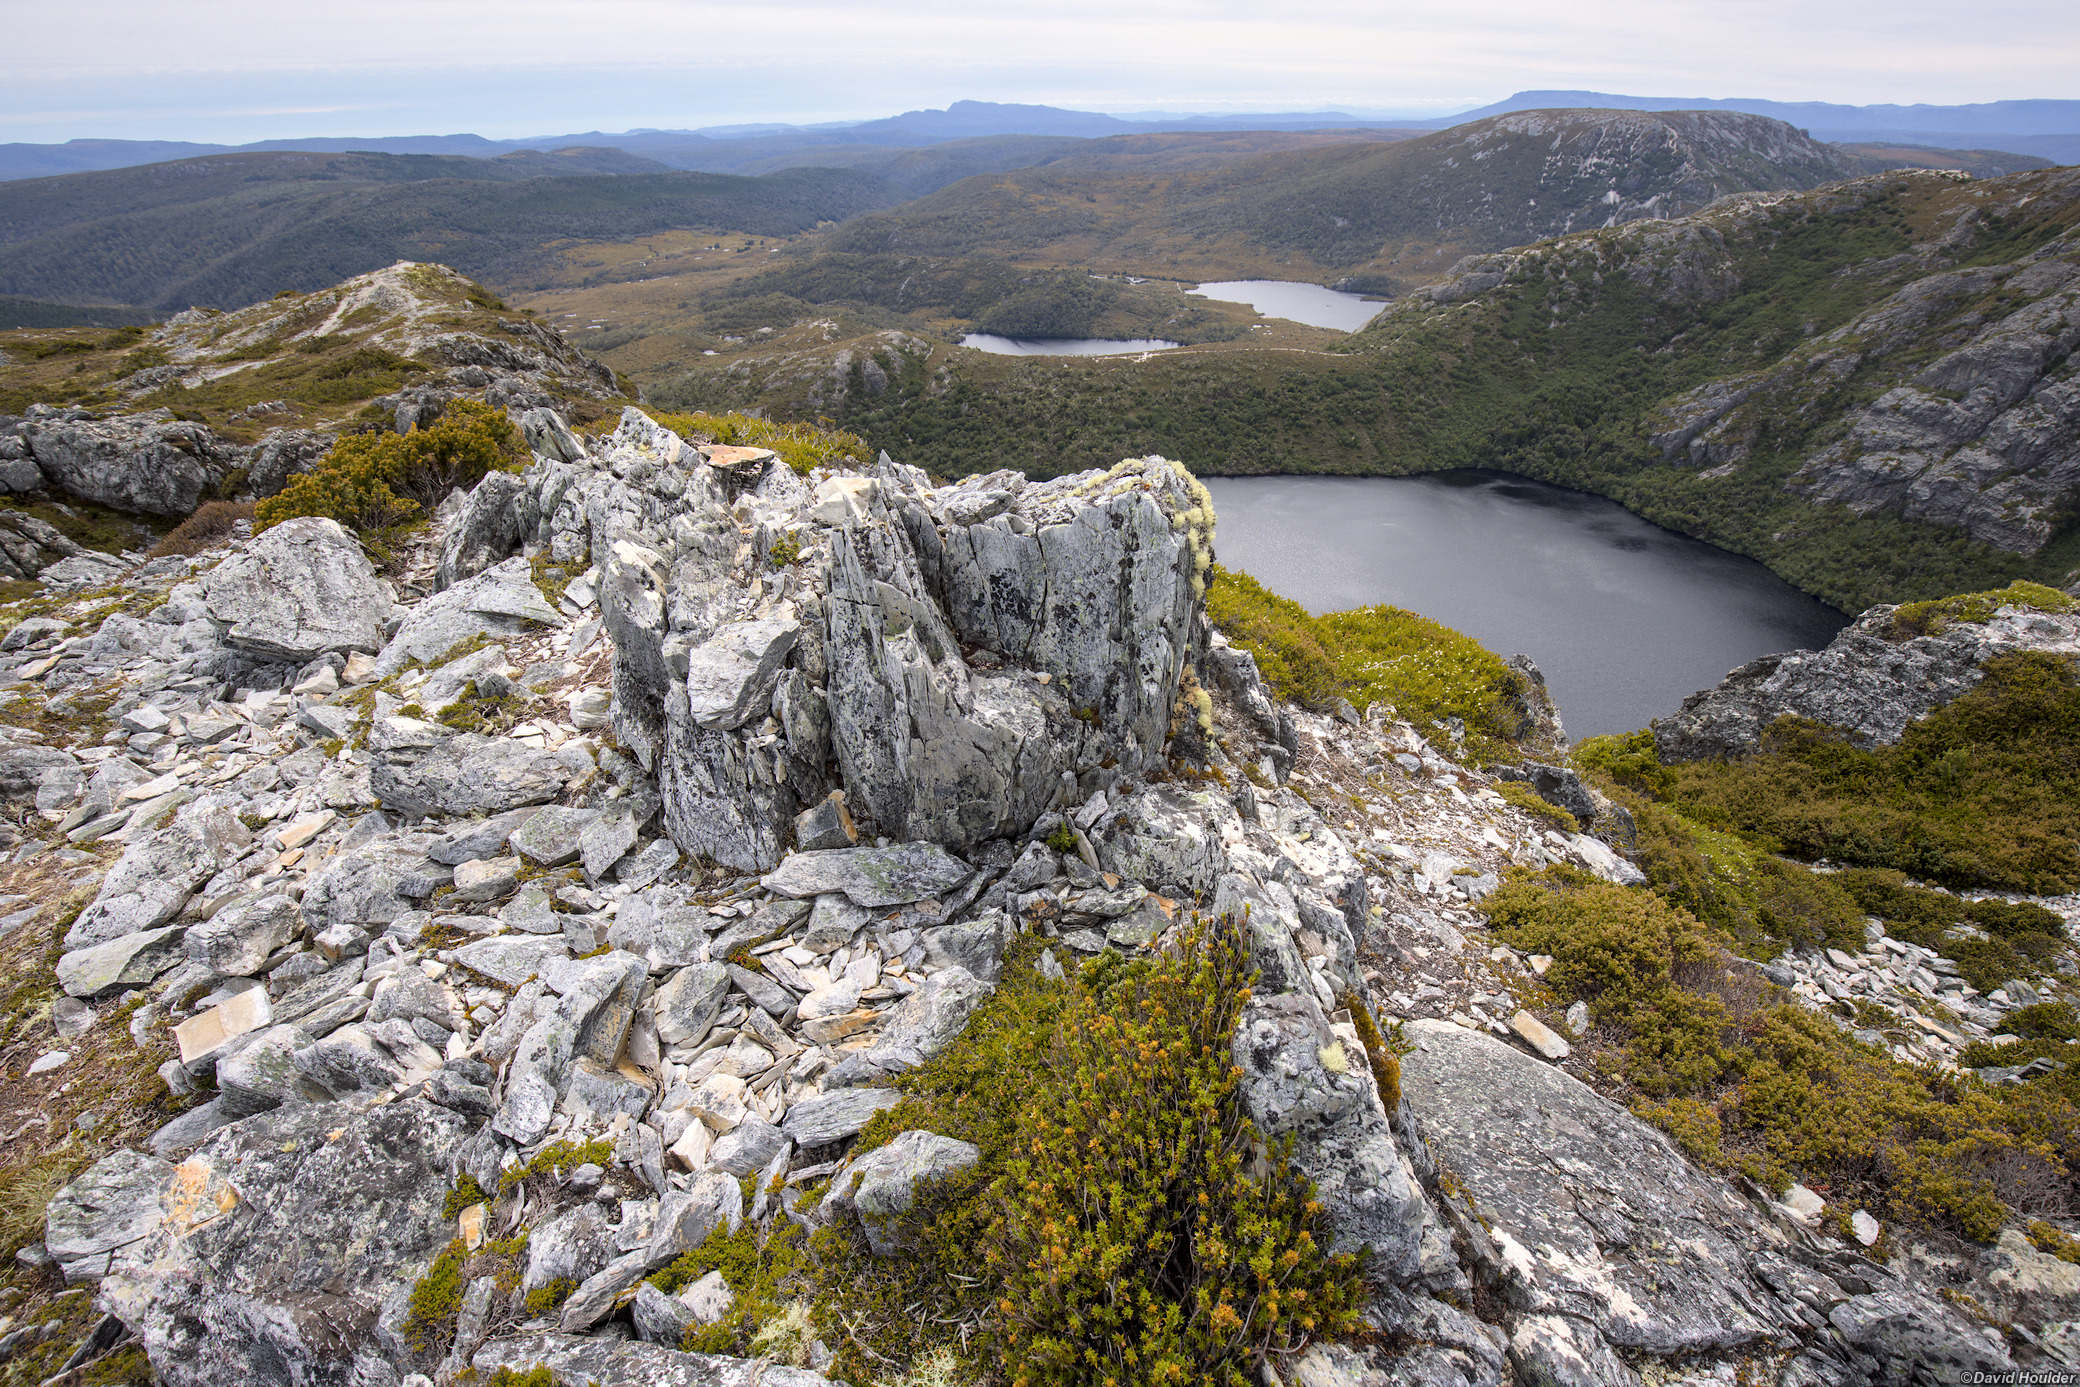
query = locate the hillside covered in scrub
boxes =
[659,163,2080,613]
[0,369,2068,1386]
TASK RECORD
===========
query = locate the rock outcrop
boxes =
[1656,594,2080,761]
[4,405,2069,1385]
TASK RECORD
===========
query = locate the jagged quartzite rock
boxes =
[56,925,186,997]
[374,556,560,674]
[473,1334,836,1387]
[494,951,647,1139]
[936,455,1207,768]
[44,1147,174,1284]
[1095,783,1236,898]
[522,1203,618,1294]
[647,1174,744,1266]
[437,470,536,589]
[0,509,87,579]
[1396,1018,2011,1381]
[21,408,233,515]
[452,933,565,987]
[184,893,302,977]
[101,1099,473,1387]
[508,805,599,866]
[1232,994,1423,1276]
[681,618,799,730]
[826,1129,981,1257]
[1656,600,2080,762]
[760,843,973,908]
[200,517,394,660]
[793,790,856,852]
[371,733,571,817]
[652,961,730,1045]
[427,806,542,865]
[708,1117,790,1178]
[859,965,992,1073]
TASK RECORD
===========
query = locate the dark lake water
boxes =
[1202,472,1850,740]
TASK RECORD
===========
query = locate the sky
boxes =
[4,0,2077,144]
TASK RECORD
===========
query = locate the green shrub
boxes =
[1888,580,2074,639]
[485,1369,558,1387]
[1205,565,1529,758]
[649,1214,810,1356]
[401,1238,468,1353]
[256,399,525,535]
[1494,778,1580,834]
[839,925,1362,1387]
[522,1278,576,1316]
[1831,868,2067,991]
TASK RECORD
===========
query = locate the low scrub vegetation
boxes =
[146,499,256,558]
[256,399,527,536]
[1484,868,2077,1242]
[1204,564,1536,760]
[1583,650,2080,895]
[647,410,869,476]
[625,924,1360,1385]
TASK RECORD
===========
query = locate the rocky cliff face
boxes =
[0,412,2065,1385]
[1380,165,2080,562]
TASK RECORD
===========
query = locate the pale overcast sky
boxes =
[4,0,2075,143]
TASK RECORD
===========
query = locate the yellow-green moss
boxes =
[1889,580,2073,639]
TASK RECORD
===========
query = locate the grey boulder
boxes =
[825,1129,981,1257]
[372,733,571,818]
[200,517,394,660]
[760,842,973,908]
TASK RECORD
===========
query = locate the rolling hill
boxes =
[0,152,906,314]
[651,165,2080,615]
[821,109,1873,284]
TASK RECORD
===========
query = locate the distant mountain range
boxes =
[4,93,2075,183]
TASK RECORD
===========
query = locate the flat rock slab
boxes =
[510,805,599,867]
[473,1333,836,1386]
[375,556,561,675]
[57,925,186,998]
[1398,1017,1780,1358]
[780,1087,905,1147]
[453,934,568,987]
[761,843,973,908]
[201,516,394,660]
[372,734,571,818]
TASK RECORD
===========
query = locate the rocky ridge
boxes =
[0,412,2069,1384]
[1655,592,2080,761]
[0,262,620,564]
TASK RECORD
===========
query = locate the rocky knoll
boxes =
[1656,589,2080,761]
[0,262,621,571]
[0,410,2064,1385]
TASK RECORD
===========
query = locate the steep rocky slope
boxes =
[0,411,2068,1383]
